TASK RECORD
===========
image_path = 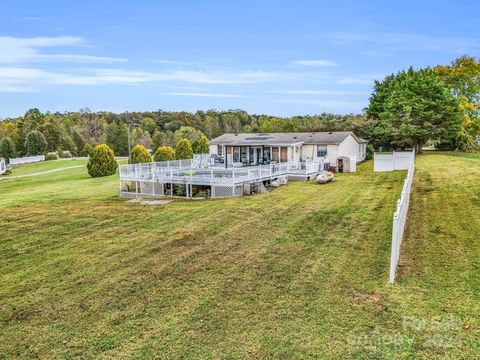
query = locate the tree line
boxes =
[0,108,368,161]
[0,55,478,161]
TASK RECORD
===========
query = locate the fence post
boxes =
[389,212,399,284]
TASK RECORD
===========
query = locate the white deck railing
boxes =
[119,159,322,185]
[389,161,415,284]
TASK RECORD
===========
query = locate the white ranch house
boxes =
[119,131,367,199]
[209,131,367,172]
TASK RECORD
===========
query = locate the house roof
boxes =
[209,131,360,146]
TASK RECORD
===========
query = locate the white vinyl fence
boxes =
[374,151,415,172]
[0,158,6,174]
[9,155,45,165]
[389,160,415,284]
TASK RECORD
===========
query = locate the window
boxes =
[317,145,328,157]
[280,147,288,162]
[240,146,247,162]
[233,146,240,162]
[217,145,223,156]
[272,147,279,162]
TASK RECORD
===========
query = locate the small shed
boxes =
[336,155,357,173]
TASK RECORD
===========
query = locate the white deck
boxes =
[119,155,325,198]
[119,160,323,185]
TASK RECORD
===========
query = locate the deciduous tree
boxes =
[434,56,480,149]
[192,135,209,154]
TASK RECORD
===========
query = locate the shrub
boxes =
[59,150,72,158]
[45,152,59,161]
[366,144,375,160]
[153,146,175,162]
[129,144,152,164]
[0,137,15,162]
[175,138,193,160]
[87,144,118,178]
[80,143,93,157]
[192,135,209,154]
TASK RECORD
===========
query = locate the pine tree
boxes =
[0,137,16,162]
[175,139,193,159]
[129,144,152,164]
[87,144,118,178]
[25,130,48,155]
[153,146,175,162]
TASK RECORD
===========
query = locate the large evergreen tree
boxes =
[25,130,48,155]
[0,137,16,162]
[367,68,463,152]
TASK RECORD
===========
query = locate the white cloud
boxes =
[274,89,367,95]
[275,98,366,111]
[0,36,127,63]
[336,75,379,85]
[0,66,298,92]
[292,59,337,67]
[162,92,248,98]
[329,32,480,54]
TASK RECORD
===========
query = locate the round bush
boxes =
[45,152,59,161]
[60,150,72,158]
[175,138,193,160]
[80,143,93,157]
[153,146,175,162]
[129,144,152,164]
[366,144,375,160]
[87,144,118,178]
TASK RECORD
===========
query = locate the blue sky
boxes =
[0,0,478,118]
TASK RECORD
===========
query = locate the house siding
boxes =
[209,144,218,155]
[338,135,362,162]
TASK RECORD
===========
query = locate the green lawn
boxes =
[6,159,89,177]
[0,153,478,359]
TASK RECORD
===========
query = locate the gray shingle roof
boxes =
[209,132,358,146]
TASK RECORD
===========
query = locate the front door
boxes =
[337,158,344,173]
[250,147,262,165]
[256,148,262,164]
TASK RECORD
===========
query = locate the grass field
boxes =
[0,153,478,359]
[5,159,89,177]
